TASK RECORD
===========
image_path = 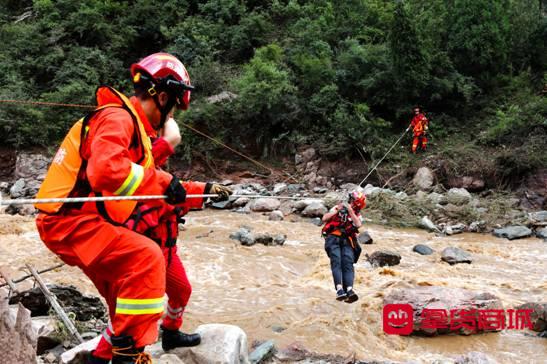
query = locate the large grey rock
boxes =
[9,178,26,198]
[492,226,532,240]
[322,191,345,209]
[0,292,37,364]
[169,324,250,364]
[272,183,287,195]
[413,167,434,191]
[230,228,256,246]
[420,216,441,233]
[383,286,503,336]
[311,217,323,226]
[250,198,280,212]
[15,153,49,180]
[529,210,547,223]
[286,184,305,194]
[269,210,284,221]
[468,221,486,233]
[300,202,328,218]
[447,188,472,205]
[413,244,433,255]
[454,351,497,364]
[445,223,466,236]
[441,247,472,265]
[292,198,323,212]
[536,227,547,241]
[515,302,547,332]
[357,231,373,245]
[249,340,276,364]
[232,197,250,208]
[32,316,61,355]
[367,250,401,267]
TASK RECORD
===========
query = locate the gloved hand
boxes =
[165,176,187,204]
[206,183,233,202]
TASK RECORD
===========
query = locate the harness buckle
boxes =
[148,86,157,96]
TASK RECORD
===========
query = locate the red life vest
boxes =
[321,209,360,242]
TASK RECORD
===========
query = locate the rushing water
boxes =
[1,211,546,363]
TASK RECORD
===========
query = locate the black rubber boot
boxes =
[111,335,152,364]
[161,326,201,351]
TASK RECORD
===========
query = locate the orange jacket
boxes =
[410,113,428,136]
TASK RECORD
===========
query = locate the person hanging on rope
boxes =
[35,53,193,364]
[407,106,429,153]
[321,191,366,303]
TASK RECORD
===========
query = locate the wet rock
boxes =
[269,210,284,221]
[250,198,280,212]
[413,244,433,255]
[300,202,328,218]
[210,199,232,209]
[420,216,441,233]
[447,188,472,205]
[271,325,286,333]
[286,184,305,194]
[515,302,547,332]
[492,226,532,240]
[367,250,401,267]
[445,223,466,236]
[169,324,250,364]
[441,247,472,265]
[468,221,486,233]
[292,198,323,212]
[9,285,106,321]
[232,197,250,208]
[311,217,323,226]
[454,351,497,364]
[536,227,547,241]
[383,286,503,336]
[9,178,26,198]
[312,186,327,194]
[272,183,287,195]
[6,203,37,216]
[0,291,37,364]
[413,167,434,191]
[0,181,9,193]
[249,339,276,364]
[15,153,50,180]
[357,231,373,245]
[273,234,286,245]
[529,210,547,224]
[254,233,273,246]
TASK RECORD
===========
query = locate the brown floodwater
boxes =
[1,211,545,363]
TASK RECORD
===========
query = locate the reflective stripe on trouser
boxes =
[412,135,427,152]
[162,246,192,331]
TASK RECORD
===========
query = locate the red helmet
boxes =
[349,191,366,210]
[130,53,192,110]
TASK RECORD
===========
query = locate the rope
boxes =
[0,193,322,206]
[358,128,409,187]
[0,98,299,183]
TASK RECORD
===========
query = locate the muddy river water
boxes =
[1,211,545,363]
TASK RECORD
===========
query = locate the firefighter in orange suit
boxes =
[408,106,429,153]
[35,53,192,364]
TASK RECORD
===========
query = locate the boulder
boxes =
[10,285,106,321]
[250,198,280,212]
[428,192,448,205]
[272,183,287,195]
[249,340,276,364]
[413,244,433,255]
[529,210,547,223]
[60,336,101,364]
[232,197,250,208]
[515,302,547,332]
[468,221,486,233]
[0,293,37,364]
[292,198,323,212]
[357,231,373,245]
[420,216,441,233]
[445,223,466,236]
[448,176,486,192]
[536,227,547,241]
[169,324,250,364]
[454,351,497,364]
[268,210,284,221]
[9,178,26,198]
[492,226,532,240]
[32,316,61,355]
[300,147,316,164]
[15,153,50,180]
[412,167,434,191]
[395,191,408,200]
[230,228,255,246]
[300,202,328,218]
[286,184,305,194]
[311,218,323,226]
[383,286,503,335]
[447,188,472,205]
[367,250,401,267]
[322,192,345,209]
[273,235,286,245]
[312,186,327,194]
[441,247,472,265]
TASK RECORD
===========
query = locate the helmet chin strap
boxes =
[152,94,177,129]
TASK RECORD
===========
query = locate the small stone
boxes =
[536,227,547,241]
[273,234,286,245]
[269,210,284,221]
[249,339,276,364]
[413,244,433,255]
[272,183,287,195]
[300,202,328,218]
[357,231,373,245]
[311,217,323,226]
[420,216,441,233]
[441,247,472,265]
[271,325,286,333]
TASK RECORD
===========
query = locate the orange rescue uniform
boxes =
[410,112,429,153]
[36,86,172,348]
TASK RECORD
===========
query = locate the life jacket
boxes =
[35,86,153,224]
[411,113,428,135]
[321,209,360,243]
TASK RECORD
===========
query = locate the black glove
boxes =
[205,183,233,202]
[165,176,186,205]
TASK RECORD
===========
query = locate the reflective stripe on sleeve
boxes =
[114,163,144,196]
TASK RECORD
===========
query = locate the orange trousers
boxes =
[36,212,166,350]
[412,134,427,153]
